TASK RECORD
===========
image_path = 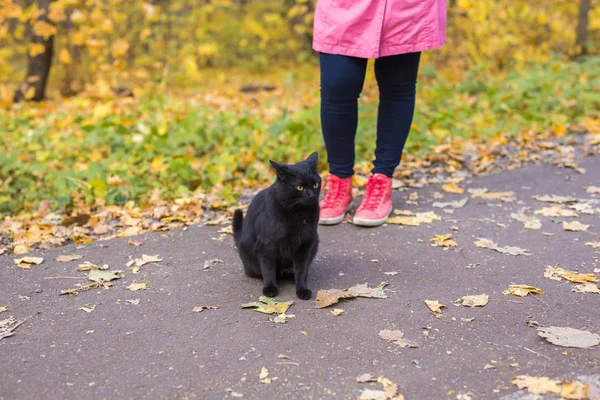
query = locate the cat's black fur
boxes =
[232,152,321,300]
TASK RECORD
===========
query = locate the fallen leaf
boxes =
[13,244,31,255]
[461,317,475,322]
[78,261,108,271]
[483,364,496,370]
[535,206,578,218]
[561,381,590,399]
[127,282,147,291]
[315,282,387,309]
[430,234,457,247]
[503,285,545,297]
[0,316,24,341]
[88,269,122,282]
[533,194,579,204]
[474,238,531,256]
[442,182,464,194]
[359,376,405,400]
[563,221,590,232]
[383,271,399,276]
[60,281,104,295]
[511,375,562,395]
[258,367,270,384]
[460,294,489,307]
[432,197,468,209]
[387,212,441,226]
[134,254,162,267]
[472,191,514,199]
[130,266,140,274]
[544,265,598,283]
[0,306,7,313]
[273,312,295,324]
[56,254,83,262]
[126,299,140,305]
[392,209,412,216]
[356,373,378,383]
[128,239,144,246]
[359,389,386,400]
[78,304,96,313]
[586,186,600,194]
[537,326,600,348]
[192,306,219,312]
[572,283,600,294]
[330,308,344,316]
[203,259,224,269]
[218,225,234,235]
[585,241,600,250]
[510,208,542,230]
[424,300,445,314]
[242,296,293,314]
[379,329,419,348]
[13,256,44,269]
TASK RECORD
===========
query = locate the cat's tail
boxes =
[232,209,244,245]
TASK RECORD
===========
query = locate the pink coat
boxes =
[313,0,447,59]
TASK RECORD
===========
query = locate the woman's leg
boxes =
[319,53,368,178]
[372,52,421,177]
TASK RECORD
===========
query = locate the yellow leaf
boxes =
[0,306,8,313]
[140,27,152,40]
[562,221,589,232]
[59,48,72,64]
[512,375,562,395]
[503,285,545,297]
[111,39,129,58]
[28,43,45,57]
[330,308,344,316]
[33,20,57,39]
[424,300,445,314]
[430,234,458,247]
[92,103,112,120]
[127,283,147,291]
[13,244,31,254]
[561,381,589,400]
[24,86,36,100]
[472,191,514,199]
[442,182,464,194]
[150,156,167,173]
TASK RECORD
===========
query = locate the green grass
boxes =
[0,57,598,215]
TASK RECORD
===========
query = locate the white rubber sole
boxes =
[352,205,392,227]
[319,203,353,226]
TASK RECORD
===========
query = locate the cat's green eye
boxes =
[296,186,304,191]
[313,183,319,188]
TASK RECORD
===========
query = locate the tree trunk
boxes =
[13,0,55,103]
[575,0,590,56]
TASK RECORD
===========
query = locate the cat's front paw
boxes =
[296,288,312,300]
[262,286,278,298]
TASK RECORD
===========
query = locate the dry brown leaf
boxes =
[315,282,387,309]
[511,375,562,395]
[127,282,147,291]
[442,182,464,194]
[474,238,531,256]
[128,239,144,246]
[430,234,458,247]
[242,296,293,314]
[534,206,578,218]
[424,300,445,314]
[379,329,419,348]
[192,306,219,312]
[13,256,44,269]
[60,281,105,295]
[460,294,489,307]
[563,221,590,232]
[56,254,83,262]
[503,285,545,297]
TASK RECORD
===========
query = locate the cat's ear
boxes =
[270,160,291,181]
[305,152,318,170]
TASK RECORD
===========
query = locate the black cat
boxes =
[232,152,321,300]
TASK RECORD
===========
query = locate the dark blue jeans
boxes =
[319,52,421,178]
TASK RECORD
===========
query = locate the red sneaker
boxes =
[319,175,353,225]
[353,173,393,226]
